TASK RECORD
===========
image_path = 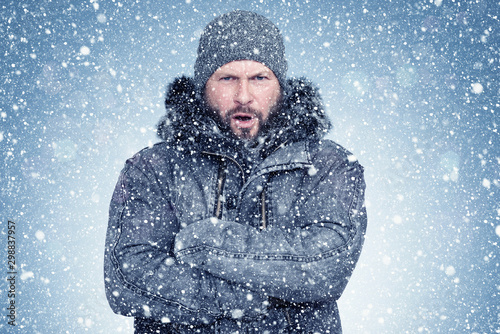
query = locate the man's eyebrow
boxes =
[214,69,271,77]
[215,70,236,76]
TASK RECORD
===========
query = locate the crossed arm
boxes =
[174,161,367,304]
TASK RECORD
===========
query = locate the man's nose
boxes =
[234,80,252,105]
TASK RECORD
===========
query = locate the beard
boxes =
[205,97,283,142]
[221,106,264,140]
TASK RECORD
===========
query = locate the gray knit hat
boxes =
[194,10,287,92]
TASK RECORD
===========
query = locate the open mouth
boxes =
[234,115,253,121]
[231,112,256,129]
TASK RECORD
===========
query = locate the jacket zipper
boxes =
[201,151,246,183]
[202,152,245,220]
[214,162,225,219]
[284,309,292,327]
[203,151,270,229]
[261,189,267,229]
[204,150,293,327]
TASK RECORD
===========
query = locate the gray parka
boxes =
[104,77,367,333]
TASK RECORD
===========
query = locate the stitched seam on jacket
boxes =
[177,242,351,263]
[346,165,364,246]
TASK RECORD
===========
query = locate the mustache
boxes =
[225,106,261,119]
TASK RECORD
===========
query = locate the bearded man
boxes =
[104,10,367,334]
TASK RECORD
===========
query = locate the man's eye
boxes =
[255,76,265,80]
[221,77,232,81]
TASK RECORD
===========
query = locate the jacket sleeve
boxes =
[104,155,267,324]
[174,158,367,305]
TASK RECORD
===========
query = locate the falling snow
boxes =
[1,0,498,333]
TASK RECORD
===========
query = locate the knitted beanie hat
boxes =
[194,10,287,92]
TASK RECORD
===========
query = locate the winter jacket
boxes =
[104,77,367,333]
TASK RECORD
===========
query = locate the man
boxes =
[104,10,367,333]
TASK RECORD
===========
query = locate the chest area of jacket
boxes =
[162,154,307,230]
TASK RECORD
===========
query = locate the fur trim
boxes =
[273,77,331,143]
[156,76,331,150]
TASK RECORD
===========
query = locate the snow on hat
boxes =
[194,10,288,92]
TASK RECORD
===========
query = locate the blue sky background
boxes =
[1,0,498,332]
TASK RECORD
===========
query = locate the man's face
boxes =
[204,60,281,140]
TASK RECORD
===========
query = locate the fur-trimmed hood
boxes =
[157,76,331,156]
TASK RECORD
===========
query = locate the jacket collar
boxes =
[222,140,311,198]
[254,141,311,173]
